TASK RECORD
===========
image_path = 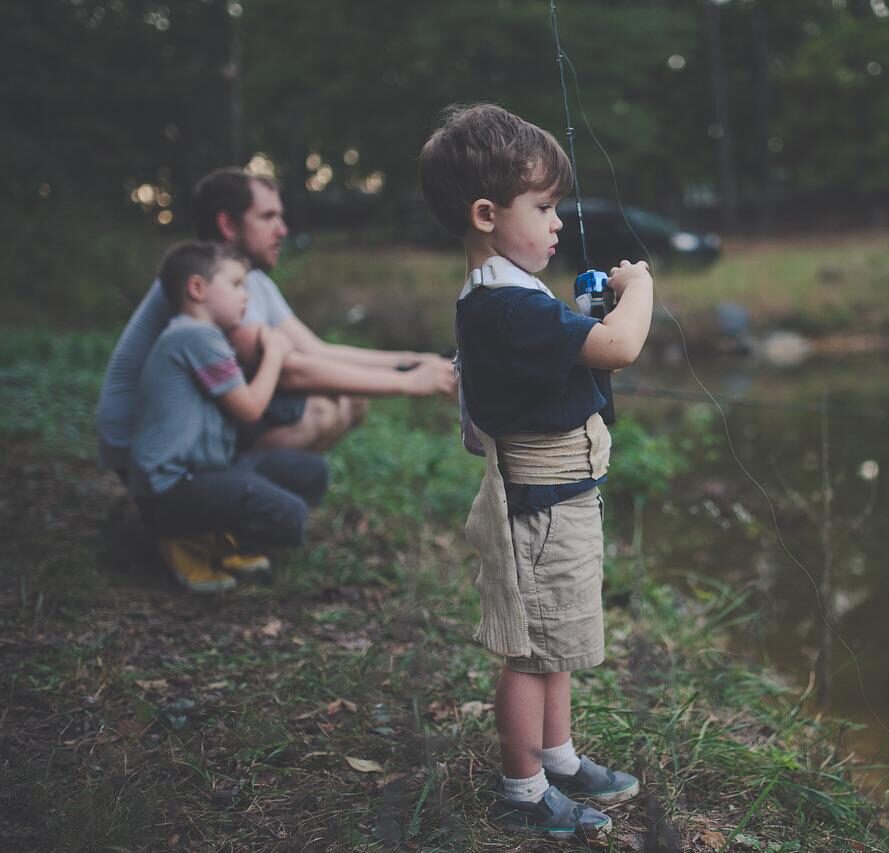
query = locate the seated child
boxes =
[419,104,653,839]
[128,242,328,592]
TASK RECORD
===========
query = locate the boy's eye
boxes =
[539,204,552,211]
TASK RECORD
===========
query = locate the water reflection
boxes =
[615,353,889,796]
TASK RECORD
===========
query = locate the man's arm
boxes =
[229,320,456,397]
[217,327,291,423]
[277,314,444,369]
[277,350,455,397]
[577,260,653,370]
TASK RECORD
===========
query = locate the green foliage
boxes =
[325,397,482,529]
[0,328,115,458]
[608,412,694,502]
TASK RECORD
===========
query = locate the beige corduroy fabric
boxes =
[464,414,611,658]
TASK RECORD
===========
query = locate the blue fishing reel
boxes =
[574,269,615,320]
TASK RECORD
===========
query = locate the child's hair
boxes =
[159,241,248,308]
[419,103,573,236]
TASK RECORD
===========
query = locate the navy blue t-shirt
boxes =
[456,284,609,513]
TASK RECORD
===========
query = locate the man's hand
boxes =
[608,259,652,299]
[400,359,457,397]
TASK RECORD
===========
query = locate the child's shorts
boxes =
[505,488,605,673]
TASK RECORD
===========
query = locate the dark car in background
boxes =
[398,196,721,271]
[555,199,721,272]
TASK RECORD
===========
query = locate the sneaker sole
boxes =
[172,572,236,593]
[497,816,612,838]
[221,561,271,575]
[587,778,640,806]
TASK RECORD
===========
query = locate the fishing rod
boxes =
[549,0,616,424]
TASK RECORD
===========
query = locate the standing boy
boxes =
[129,242,328,592]
[419,104,653,838]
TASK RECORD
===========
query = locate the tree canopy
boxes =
[3,0,888,248]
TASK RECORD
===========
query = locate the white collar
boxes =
[459,256,555,300]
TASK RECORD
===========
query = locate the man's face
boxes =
[232,180,288,271]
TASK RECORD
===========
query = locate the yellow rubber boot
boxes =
[157,534,235,593]
[219,532,271,576]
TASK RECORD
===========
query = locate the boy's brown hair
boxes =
[419,103,573,236]
[159,241,248,309]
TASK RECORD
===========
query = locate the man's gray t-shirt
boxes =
[97,269,293,470]
[128,316,245,497]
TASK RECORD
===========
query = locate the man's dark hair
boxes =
[418,103,573,236]
[193,167,280,241]
[159,241,248,309]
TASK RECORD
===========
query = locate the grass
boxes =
[1,327,886,851]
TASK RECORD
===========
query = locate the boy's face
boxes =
[203,259,249,331]
[491,185,564,274]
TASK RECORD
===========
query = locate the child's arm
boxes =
[577,260,653,370]
[217,326,291,424]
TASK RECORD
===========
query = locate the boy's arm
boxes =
[217,326,291,424]
[577,260,653,370]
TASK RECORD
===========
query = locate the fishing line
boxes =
[548,2,889,741]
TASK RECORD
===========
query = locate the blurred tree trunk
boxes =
[223,0,245,165]
[703,0,739,232]
[751,0,772,233]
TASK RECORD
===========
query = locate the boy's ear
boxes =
[469,199,496,234]
[184,273,208,303]
[215,209,239,243]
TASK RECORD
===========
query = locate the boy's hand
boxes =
[258,325,291,359]
[608,259,652,298]
[401,359,457,397]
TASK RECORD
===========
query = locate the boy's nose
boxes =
[553,215,563,232]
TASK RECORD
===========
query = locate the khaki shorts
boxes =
[505,488,605,673]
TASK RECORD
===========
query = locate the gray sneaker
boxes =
[489,783,612,839]
[546,755,640,805]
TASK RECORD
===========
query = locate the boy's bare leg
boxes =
[495,666,547,779]
[252,394,367,453]
[542,671,572,749]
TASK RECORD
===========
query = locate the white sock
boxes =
[501,768,549,803]
[542,739,581,776]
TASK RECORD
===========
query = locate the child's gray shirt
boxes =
[128,315,245,497]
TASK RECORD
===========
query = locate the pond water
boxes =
[615,350,889,797]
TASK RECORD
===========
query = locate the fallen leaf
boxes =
[426,700,453,721]
[459,700,494,718]
[327,698,358,715]
[346,756,384,773]
[135,679,169,692]
[261,618,283,638]
[698,829,726,850]
[114,719,146,739]
[331,633,372,651]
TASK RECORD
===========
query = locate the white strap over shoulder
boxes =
[459,255,555,300]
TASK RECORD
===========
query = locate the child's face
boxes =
[203,259,249,330]
[491,185,564,274]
